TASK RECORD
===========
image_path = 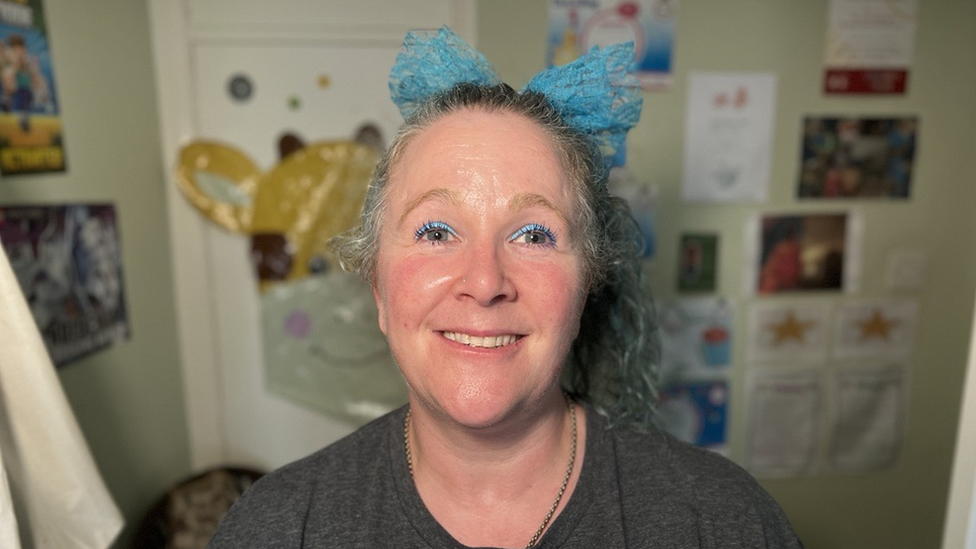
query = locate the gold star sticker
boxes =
[858,309,899,341]
[317,74,331,88]
[768,311,814,345]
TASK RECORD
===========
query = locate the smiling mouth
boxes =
[441,331,523,348]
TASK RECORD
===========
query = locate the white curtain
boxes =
[0,244,123,549]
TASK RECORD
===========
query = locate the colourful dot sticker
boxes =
[228,74,254,102]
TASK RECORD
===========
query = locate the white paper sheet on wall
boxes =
[829,363,908,472]
[745,369,824,477]
[682,72,777,202]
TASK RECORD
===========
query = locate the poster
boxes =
[547,0,677,91]
[823,0,917,95]
[682,72,777,202]
[798,117,917,199]
[0,204,129,366]
[0,0,65,175]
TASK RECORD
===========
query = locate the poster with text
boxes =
[799,117,917,199]
[682,72,777,202]
[0,204,128,366]
[0,0,65,175]
[547,0,677,91]
[823,0,916,95]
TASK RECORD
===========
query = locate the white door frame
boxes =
[146,0,476,470]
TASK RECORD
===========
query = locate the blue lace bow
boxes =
[389,26,642,172]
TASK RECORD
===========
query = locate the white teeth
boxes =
[442,332,520,348]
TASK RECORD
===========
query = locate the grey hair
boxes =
[332,83,659,429]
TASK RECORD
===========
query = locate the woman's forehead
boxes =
[391,109,569,188]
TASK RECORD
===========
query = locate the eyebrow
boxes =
[509,193,570,226]
[397,188,461,227]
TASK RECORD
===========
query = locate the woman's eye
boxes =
[414,221,456,243]
[510,224,557,247]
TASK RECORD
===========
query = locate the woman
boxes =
[208,28,802,548]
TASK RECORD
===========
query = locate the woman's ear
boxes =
[373,285,388,335]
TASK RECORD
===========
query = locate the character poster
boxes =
[0,204,129,366]
[0,0,65,175]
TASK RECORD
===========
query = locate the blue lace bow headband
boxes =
[389,26,643,171]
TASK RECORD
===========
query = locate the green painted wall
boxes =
[479,2,976,548]
[0,0,191,546]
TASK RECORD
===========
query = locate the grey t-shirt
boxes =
[208,406,802,548]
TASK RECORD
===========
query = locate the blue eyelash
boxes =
[510,223,557,247]
[414,220,457,241]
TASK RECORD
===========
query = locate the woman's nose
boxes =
[455,243,516,306]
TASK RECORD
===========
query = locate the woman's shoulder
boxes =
[596,417,803,547]
[607,421,772,506]
[207,408,404,548]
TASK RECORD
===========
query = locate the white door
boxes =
[149,0,476,471]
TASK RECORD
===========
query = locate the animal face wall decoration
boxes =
[175,134,407,424]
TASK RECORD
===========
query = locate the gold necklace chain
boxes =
[403,395,577,548]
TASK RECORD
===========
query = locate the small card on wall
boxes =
[677,233,718,292]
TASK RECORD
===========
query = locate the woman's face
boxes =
[373,109,587,428]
